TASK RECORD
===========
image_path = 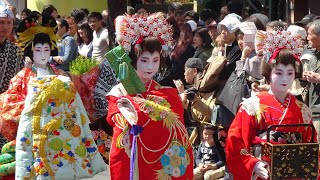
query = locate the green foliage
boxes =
[69,56,99,75]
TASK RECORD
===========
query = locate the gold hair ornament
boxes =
[17,25,60,51]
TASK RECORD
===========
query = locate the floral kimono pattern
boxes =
[0,66,65,142]
[15,75,106,179]
[225,92,314,180]
[107,80,193,180]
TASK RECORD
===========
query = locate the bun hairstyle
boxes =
[261,49,302,83]
[16,12,58,59]
[129,36,162,69]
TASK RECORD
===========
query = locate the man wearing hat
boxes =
[0,2,24,94]
[0,2,24,149]
[174,57,217,145]
[295,14,316,30]
[216,15,242,81]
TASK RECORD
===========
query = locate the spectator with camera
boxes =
[174,58,216,144]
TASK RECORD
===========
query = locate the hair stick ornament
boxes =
[255,29,303,65]
[115,13,174,57]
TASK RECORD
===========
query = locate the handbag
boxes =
[217,71,250,115]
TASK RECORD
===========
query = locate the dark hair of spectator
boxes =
[22,8,31,17]
[71,8,86,24]
[127,6,135,15]
[77,21,93,45]
[245,16,266,31]
[266,20,285,30]
[195,28,212,48]
[134,4,146,12]
[227,1,243,16]
[203,124,217,132]
[129,36,162,69]
[166,16,180,41]
[168,2,183,13]
[88,12,103,20]
[57,18,70,31]
[42,4,57,15]
[81,8,90,16]
[184,10,199,22]
[261,49,302,83]
[170,22,194,60]
[200,9,217,23]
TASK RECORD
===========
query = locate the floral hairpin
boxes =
[115,13,173,57]
[255,29,303,65]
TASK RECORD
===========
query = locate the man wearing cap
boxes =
[216,15,242,81]
[174,57,215,127]
[0,2,24,94]
[295,14,316,31]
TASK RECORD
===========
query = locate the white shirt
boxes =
[92,28,109,62]
[78,42,92,57]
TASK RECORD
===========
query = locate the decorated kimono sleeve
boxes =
[74,93,107,174]
[0,68,34,141]
[15,96,35,179]
[225,105,259,179]
[106,95,149,128]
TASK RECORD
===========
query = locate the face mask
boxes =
[136,51,160,84]
[33,43,51,66]
[270,64,295,93]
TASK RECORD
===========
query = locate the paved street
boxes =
[82,165,110,180]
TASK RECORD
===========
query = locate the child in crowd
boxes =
[215,35,226,57]
[194,125,225,180]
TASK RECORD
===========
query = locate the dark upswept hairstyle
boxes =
[244,16,266,31]
[194,28,212,48]
[261,49,302,84]
[77,21,93,45]
[71,8,86,24]
[129,36,162,69]
[266,20,285,30]
[42,4,57,15]
[21,8,31,18]
[16,11,58,59]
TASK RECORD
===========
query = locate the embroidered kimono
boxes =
[225,92,314,180]
[0,66,65,142]
[107,80,193,180]
[15,75,106,179]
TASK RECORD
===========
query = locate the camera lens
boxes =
[186,91,196,101]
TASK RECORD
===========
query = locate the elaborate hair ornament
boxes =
[255,29,303,65]
[115,13,173,57]
[17,14,60,51]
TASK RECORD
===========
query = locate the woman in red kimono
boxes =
[225,41,315,179]
[106,14,193,180]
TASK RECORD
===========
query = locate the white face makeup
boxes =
[270,63,295,94]
[136,51,160,84]
[33,43,51,67]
